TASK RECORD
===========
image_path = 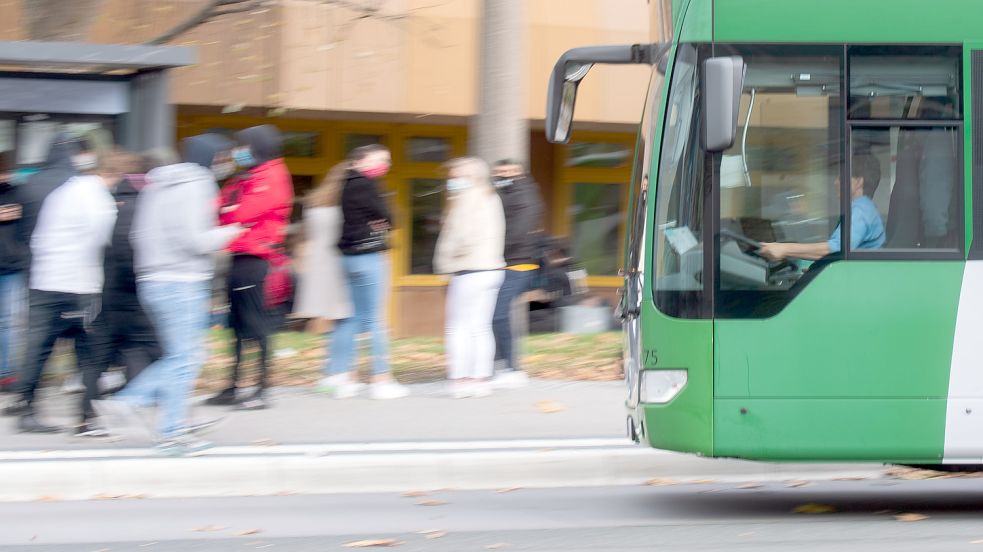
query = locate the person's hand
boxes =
[0,204,22,222]
[757,242,787,262]
[224,223,246,237]
[220,204,240,215]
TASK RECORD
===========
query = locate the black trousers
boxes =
[19,290,99,408]
[227,255,272,389]
[80,305,162,421]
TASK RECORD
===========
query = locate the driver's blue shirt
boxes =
[827,196,885,253]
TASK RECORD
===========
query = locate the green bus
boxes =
[546,0,983,466]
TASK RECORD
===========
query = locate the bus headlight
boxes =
[640,370,687,404]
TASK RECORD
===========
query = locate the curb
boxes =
[0,439,886,502]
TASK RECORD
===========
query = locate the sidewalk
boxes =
[1,380,626,450]
[0,380,885,501]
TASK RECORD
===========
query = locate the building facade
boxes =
[0,0,652,336]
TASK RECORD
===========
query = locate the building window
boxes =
[566,142,632,168]
[406,136,451,163]
[282,131,319,157]
[344,134,383,156]
[410,178,444,274]
[570,182,624,276]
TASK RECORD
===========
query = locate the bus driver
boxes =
[757,154,885,262]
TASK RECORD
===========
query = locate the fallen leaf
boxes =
[238,529,262,536]
[833,476,868,481]
[193,525,227,532]
[644,478,679,486]
[416,500,448,507]
[486,545,509,550]
[401,490,429,498]
[495,487,521,494]
[793,503,836,514]
[252,439,277,447]
[785,480,813,488]
[895,513,929,522]
[93,493,125,500]
[737,483,763,489]
[688,479,718,485]
[970,539,983,544]
[536,400,565,414]
[424,531,447,539]
[343,539,403,548]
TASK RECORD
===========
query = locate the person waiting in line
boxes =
[207,125,293,411]
[5,140,118,434]
[757,154,885,262]
[319,144,409,400]
[94,134,243,455]
[434,157,506,398]
[292,162,354,393]
[490,159,544,389]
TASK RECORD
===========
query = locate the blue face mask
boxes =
[447,178,470,193]
[233,148,256,168]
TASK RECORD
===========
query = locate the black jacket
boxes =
[103,176,142,312]
[497,176,544,266]
[338,170,392,255]
[0,181,28,275]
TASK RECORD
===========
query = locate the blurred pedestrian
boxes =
[206,125,293,410]
[94,134,242,455]
[490,160,544,389]
[319,145,408,400]
[0,151,27,393]
[5,141,118,433]
[434,157,505,398]
[292,162,354,391]
[75,150,165,437]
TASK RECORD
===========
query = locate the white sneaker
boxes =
[491,370,529,389]
[447,381,473,399]
[317,374,365,399]
[92,398,156,443]
[61,374,84,394]
[370,381,410,400]
[99,371,126,393]
[471,381,493,398]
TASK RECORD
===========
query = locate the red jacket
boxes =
[219,158,293,260]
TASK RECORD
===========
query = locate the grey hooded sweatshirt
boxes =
[131,134,240,282]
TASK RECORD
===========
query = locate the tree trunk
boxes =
[469,0,527,166]
[22,0,106,42]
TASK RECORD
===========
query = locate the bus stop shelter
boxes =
[0,41,194,164]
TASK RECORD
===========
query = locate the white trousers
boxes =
[445,270,506,380]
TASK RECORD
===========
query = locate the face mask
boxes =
[212,161,236,181]
[494,176,513,188]
[447,178,470,193]
[362,164,389,179]
[72,152,98,172]
[233,148,256,168]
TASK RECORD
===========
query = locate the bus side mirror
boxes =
[702,56,745,152]
[546,44,669,144]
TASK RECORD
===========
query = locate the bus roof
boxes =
[678,0,983,44]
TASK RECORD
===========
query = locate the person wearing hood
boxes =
[3,145,119,433]
[433,157,506,398]
[93,134,242,455]
[0,151,27,393]
[207,125,293,411]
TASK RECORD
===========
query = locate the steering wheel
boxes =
[719,228,800,277]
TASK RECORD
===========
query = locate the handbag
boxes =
[264,249,294,310]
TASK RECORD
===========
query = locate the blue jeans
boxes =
[492,269,535,371]
[117,280,210,439]
[326,253,390,376]
[0,272,25,379]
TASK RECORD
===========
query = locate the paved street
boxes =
[3,479,983,551]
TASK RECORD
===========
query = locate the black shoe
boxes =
[204,387,239,406]
[3,399,30,417]
[237,390,268,411]
[74,421,110,438]
[18,413,61,434]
